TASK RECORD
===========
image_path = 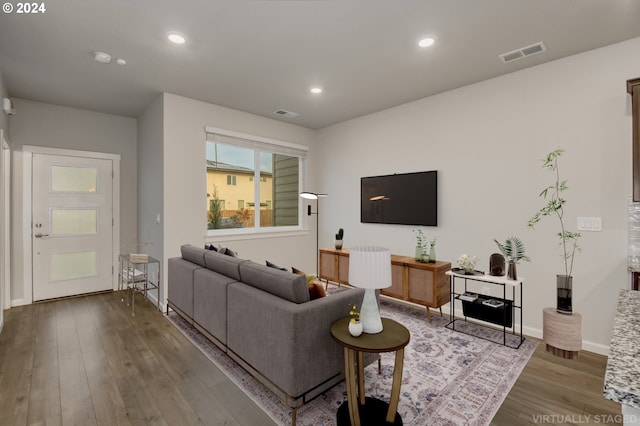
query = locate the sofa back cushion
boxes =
[181,244,207,267]
[239,261,310,304]
[204,250,244,281]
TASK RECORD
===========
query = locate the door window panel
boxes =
[51,251,98,281]
[51,209,97,235]
[51,166,98,193]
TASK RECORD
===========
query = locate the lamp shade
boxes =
[349,246,391,290]
[349,246,391,334]
[299,192,328,200]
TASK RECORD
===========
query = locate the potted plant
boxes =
[528,148,581,314]
[494,236,530,280]
[335,228,344,250]
[348,304,362,337]
[412,228,428,263]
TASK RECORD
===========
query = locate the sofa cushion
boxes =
[194,268,239,346]
[181,244,207,267]
[204,250,244,281]
[239,261,310,304]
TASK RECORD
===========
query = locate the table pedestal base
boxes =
[337,397,402,426]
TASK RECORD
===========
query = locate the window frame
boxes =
[205,126,308,239]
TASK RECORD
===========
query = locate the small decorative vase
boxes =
[490,253,506,276]
[507,262,517,280]
[348,320,363,337]
[415,245,424,262]
[429,246,436,263]
[335,239,343,250]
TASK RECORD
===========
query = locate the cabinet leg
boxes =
[426,306,432,322]
[439,307,443,317]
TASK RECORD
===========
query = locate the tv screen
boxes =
[361,171,437,226]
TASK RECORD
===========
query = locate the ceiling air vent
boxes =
[273,109,299,118]
[499,42,546,64]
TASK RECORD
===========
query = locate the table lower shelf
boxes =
[445,318,525,349]
[337,397,402,426]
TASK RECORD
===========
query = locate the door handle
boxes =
[34,233,49,238]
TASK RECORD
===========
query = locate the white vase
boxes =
[348,320,362,337]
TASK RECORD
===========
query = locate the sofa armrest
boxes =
[227,285,365,398]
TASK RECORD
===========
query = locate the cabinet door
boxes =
[383,263,405,299]
[407,267,434,306]
[319,251,337,281]
[338,254,350,284]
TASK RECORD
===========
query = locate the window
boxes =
[206,128,308,232]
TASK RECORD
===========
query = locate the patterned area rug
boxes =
[166,290,537,426]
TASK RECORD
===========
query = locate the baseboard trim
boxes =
[450,306,609,356]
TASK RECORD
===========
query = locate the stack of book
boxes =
[459,292,478,302]
[482,299,505,308]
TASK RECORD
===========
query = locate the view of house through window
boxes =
[206,131,304,231]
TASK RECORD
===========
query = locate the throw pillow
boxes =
[292,266,326,300]
[266,260,287,271]
[291,266,316,283]
[308,281,327,300]
[224,247,237,257]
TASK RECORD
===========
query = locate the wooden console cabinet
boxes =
[319,248,451,321]
[319,248,350,286]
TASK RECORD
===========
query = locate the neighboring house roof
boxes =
[206,160,272,176]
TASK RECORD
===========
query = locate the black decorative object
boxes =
[489,253,505,276]
[557,274,573,314]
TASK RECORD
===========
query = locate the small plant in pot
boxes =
[494,236,530,280]
[348,304,362,337]
[528,148,581,314]
[335,228,344,250]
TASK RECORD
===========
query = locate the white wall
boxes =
[316,37,640,353]
[8,99,137,305]
[137,93,164,302]
[151,93,318,306]
[0,71,7,331]
[0,71,9,134]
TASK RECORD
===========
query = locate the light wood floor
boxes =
[0,291,622,426]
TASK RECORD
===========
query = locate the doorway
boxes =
[23,146,120,302]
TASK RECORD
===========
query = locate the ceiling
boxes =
[1,0,640,129]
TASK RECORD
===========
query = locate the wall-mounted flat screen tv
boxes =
[361,171,437,226]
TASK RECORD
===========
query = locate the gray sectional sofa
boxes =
[167,244,367,424]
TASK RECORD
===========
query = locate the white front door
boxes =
[32,153,114,301]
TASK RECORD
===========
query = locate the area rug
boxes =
[166,291,537,426]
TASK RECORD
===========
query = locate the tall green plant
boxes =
[208,185,222,229]
[527,149,581,278]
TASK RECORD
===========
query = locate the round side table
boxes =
[542,307,582,359]
[331,317,410,426]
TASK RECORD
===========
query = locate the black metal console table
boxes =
[446,270,524,349]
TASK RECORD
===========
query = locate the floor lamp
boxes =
[300,192,327,275]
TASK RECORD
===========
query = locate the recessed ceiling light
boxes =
[93,51,112,64]
[168,32,187,45]
[418,37,435,48]
[116,58,127,66]
[310,87,323,94]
